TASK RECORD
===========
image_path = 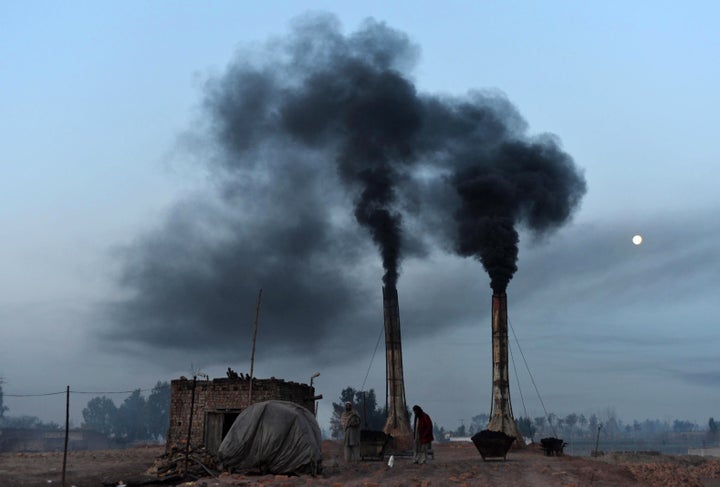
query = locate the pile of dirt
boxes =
[595,451,720,487]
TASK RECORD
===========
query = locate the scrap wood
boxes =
[190,454,219,478]
[147,444,220,481]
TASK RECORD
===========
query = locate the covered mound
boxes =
[217,400,322,475]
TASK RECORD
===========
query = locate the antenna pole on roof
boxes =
[249,288,262,403]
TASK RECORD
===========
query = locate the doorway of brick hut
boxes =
[205,410,242,454]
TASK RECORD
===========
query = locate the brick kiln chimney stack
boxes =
[382,285,412,445]
[487,293,524,446]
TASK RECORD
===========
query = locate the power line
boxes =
[360,321,385,392]
[509,343,529,420]
[71,388,159,395]
[5,385,170,398]
[5,391,66,397]
[509,318,557,437]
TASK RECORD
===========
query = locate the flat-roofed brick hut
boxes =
[167,376,316,454]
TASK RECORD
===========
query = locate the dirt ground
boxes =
[2,441,720,487]
[0,444,164,486]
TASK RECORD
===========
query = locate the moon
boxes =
[632,235,643,245]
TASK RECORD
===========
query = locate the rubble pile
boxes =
[147,444,220,481]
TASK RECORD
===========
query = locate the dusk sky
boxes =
[2,1,719,433]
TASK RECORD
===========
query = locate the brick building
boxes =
[167,376,316,453]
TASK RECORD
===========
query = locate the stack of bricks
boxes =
[167,376,315,449]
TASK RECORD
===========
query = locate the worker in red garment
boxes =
[412,405,434,464]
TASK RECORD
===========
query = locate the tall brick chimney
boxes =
[382,285,412,444]
[487,293,523,445]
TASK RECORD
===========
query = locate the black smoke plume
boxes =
[407,94,586,293]
[103,14,585,359]
[279,43,422,288]
[445,136,586,293]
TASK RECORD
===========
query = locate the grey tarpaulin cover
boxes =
[217,400,323,475]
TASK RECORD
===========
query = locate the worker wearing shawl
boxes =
[341,401,361,462]
[413,405,434,464]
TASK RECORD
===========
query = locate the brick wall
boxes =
[167,377,315,449]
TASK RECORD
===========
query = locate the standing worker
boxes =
[412,405,434,464]
[341,401,361,462]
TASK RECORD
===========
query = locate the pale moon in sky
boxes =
[632,235,643,245]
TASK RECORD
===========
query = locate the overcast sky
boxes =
[2,1,719,433]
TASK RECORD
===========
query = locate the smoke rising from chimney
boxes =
[445,137,587,293]
[103,14,585,356]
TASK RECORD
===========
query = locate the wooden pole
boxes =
[248,288,262,404]
[593,423,603,456]
[62,385,69,487]
[184,376,197,475]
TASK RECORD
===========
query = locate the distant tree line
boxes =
[0,377,61,430]
[433,409,715,444]
[81,382,170,443]
[326,387,718,448]
[0,379,170,442]
[0,415,62,430]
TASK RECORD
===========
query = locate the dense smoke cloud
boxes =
[441,136,586,293]
[104,13,585,358]
[205,15,422,288]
